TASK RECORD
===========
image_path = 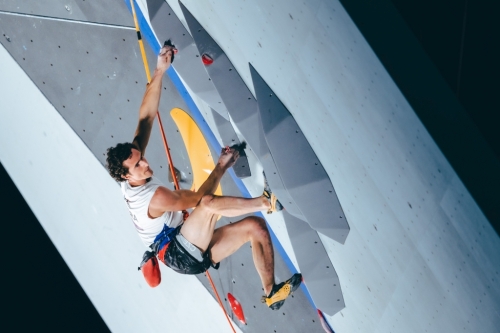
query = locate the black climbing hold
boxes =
[163,39,177,63]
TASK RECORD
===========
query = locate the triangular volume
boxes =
[250,64,350,244]
[284,210,345,315]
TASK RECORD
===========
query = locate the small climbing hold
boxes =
[163,39,177,63]
[201,53,214,66]
[227,293,246,324]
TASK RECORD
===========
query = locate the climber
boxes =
[105,45,300,310]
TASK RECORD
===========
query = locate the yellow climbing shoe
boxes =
[263,176,283,214]
[261,273,302,310]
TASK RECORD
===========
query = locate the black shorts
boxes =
[161,227,218,275]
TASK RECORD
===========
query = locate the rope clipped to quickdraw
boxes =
[129,2,236,332]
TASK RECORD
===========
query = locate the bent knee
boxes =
[247,216,269,236]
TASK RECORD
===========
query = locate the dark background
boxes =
[0,0,498,330]
[0,162,109,332]
[390,0,500,158]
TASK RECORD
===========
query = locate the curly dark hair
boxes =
[106,142,136,182]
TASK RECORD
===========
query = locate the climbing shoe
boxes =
[261,273,302,310]
[263,175,283,214]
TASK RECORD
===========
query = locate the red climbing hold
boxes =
[201,53,213,65]
[317,309,335,333]
[227,293,246,324]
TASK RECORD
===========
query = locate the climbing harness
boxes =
[129,1,236,332]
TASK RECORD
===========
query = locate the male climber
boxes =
[105,45,301,310]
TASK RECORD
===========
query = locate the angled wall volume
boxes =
[251,65,349,244]
[283,210,345,316]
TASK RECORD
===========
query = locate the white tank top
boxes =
[121,177,183,246]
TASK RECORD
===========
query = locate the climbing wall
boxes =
[1,0,499,332]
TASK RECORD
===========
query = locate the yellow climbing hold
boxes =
[170,108,222,196]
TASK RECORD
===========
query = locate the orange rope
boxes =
[129,1,236,331]
[156,113,180,190]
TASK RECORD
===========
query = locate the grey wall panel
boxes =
[211,109,251,178]
[0,0,133,27]
[283,210,345,316]
[146,0,229,119]
[250,65,350,244]
[0,12,193,189]
[179,2,306,221]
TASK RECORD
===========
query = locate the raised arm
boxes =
[148,148,240,217]
[132,46,173,155]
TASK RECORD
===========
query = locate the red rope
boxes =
[129,1,236,331]
[156,112,179,190]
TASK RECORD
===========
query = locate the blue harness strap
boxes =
[150,224,178,254]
